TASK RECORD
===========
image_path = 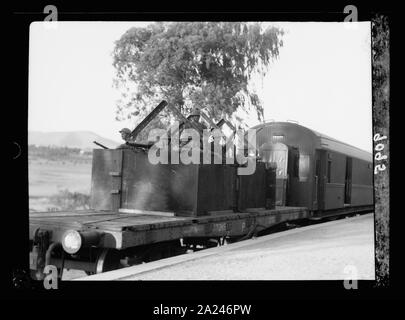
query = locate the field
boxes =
[29,146,93,212]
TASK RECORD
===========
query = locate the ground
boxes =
[29,158,92,211]
[74,213,375,281]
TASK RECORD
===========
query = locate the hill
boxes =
[29,131,120,150]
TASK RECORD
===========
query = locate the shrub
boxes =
[49,189,90,211]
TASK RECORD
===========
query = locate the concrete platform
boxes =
[77,213,375,281]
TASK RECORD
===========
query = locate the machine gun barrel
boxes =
[129,100,168,141]
[216,118,236,132]
[199,111,219,129]
[126,141,154,149]
[93,141,109,149]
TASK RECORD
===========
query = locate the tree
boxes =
[112,22,283,135]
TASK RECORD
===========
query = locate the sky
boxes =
[28,21,372,151]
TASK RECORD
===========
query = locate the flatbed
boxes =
[30,206,308,250]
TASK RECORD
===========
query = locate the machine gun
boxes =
[128,100,207,149]
[93,141,109,149]
[125,141,155,150]
[128,100,169,141]
[124,100,243,153]
[216,118,236,132]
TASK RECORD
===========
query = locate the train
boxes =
[254,121,373,215]
[29,102,373,279]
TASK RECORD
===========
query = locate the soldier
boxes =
[116,128,133,149]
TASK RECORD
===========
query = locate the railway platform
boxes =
[77,213,375,280]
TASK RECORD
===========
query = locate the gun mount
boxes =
[91,100,274,216]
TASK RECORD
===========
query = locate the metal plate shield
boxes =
[90,149,123,211]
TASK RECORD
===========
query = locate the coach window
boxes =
[327,160,332,183]
[299,155,310,182]
[293,154,299,178]
[315,159,320,176]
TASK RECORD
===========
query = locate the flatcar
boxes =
[28,103,373,279]
[254,121,373,216]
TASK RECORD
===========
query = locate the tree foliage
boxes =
[112,22,283,131]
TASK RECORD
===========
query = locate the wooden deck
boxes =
[29,207,309,250]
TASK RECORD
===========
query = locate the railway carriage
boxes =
[254,121,373,216]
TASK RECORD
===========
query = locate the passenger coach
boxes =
[254,121,373,216]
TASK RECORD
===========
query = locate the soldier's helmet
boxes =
[189,107,201,117]
[119,128,131,135]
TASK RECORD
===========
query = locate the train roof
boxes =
[252,121,373,163]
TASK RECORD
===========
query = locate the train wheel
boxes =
[95,249,121,274]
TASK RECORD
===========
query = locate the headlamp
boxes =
[61,230,82,254]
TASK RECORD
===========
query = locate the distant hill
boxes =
[29,131,120,150]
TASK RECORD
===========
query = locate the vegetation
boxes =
[29,146,93,212]
[48,189,91,211]
[113,22,283,137]
[28,145,92,162]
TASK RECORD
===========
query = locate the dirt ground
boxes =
[29,158,92,211]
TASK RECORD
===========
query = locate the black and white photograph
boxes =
[6,4,395,304]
